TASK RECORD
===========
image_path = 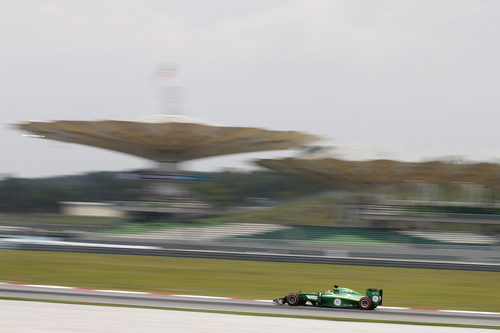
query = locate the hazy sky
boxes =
[1,0,499,177]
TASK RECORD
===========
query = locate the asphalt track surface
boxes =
[3,301,495,333]
[1,283,498,327]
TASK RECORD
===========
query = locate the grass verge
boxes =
[0,250,498,312]
[0,213,121,229]
[213,193,343,226]
[98,220,223,234]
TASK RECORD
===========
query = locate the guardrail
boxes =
[3,240,498,272]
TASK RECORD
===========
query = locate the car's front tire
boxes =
[287,293,299,306]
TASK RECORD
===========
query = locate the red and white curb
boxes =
[0,282,498,316]
[378,305,499,315]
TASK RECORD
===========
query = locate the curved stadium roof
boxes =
[256,157,500,188]
[16,114,320,163]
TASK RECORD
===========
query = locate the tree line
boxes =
[0,171,329,213]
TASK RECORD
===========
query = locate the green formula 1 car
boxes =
[273,285,383,310]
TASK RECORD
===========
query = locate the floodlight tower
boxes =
[152,59,183,115]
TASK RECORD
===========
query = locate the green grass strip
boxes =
[0,213,120,226]
[1,297,498,330]
[1,250,499,312]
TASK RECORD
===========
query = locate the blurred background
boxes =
[0,1,499,327]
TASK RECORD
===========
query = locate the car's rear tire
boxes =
[287,293,299,306]
[358,297,373,310]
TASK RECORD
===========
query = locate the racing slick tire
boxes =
[287,293,299,306]
[358,297,373,310]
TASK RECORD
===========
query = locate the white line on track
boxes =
[439,310,500,315]
[24,285,73,289]
[94,290,149,295]
[172,294,231,300]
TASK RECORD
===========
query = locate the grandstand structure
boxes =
[16,114,320,218]
[256,157,500,231]
[256,157,500,189]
